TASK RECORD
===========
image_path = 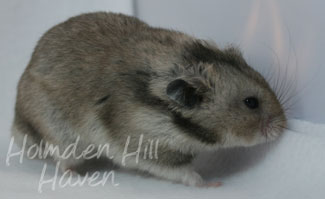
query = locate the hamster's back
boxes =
[12,12,191,150]
[24,12,188,101]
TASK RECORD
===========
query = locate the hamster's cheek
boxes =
[220,131,254,148]
[221,129,269,148]
[240,130,283,147]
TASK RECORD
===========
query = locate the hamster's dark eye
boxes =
[243,97,259,109]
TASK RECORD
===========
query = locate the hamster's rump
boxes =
[12,12,286,186]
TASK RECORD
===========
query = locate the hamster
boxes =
[11,12,286,186]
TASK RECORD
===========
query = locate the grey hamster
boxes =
[11,12,286,186]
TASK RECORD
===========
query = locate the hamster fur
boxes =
[12,12,286,186]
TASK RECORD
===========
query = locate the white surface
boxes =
[136,0,325,123]
[1,119,325,198]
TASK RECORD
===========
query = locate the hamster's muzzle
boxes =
[261,115,287,141]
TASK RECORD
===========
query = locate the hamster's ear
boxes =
[166,79,203,108]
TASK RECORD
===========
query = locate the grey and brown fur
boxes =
[12,12,286,186]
